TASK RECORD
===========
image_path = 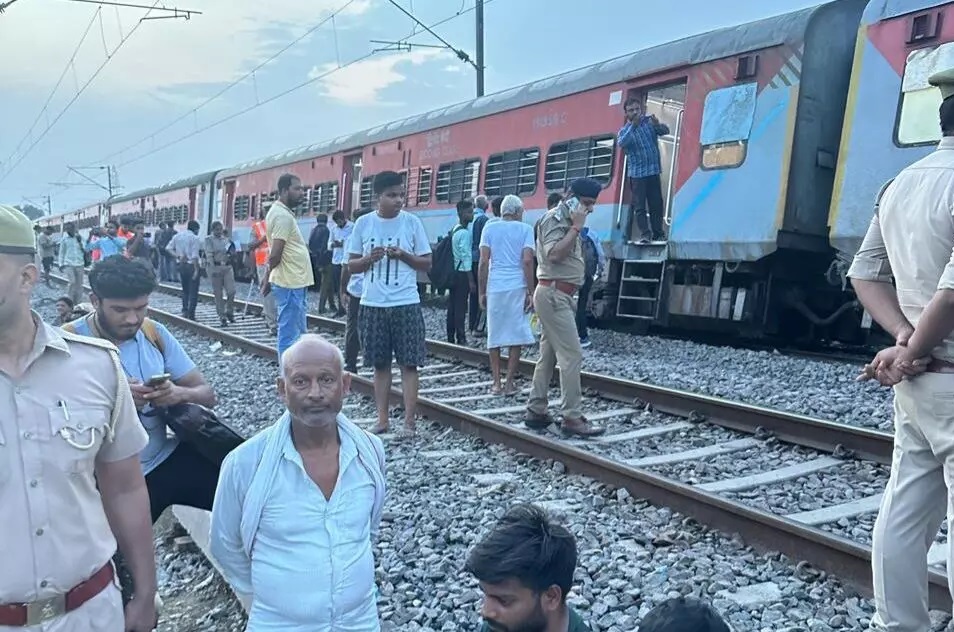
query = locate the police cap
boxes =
[929,67,954,100]
[0,204,37,255]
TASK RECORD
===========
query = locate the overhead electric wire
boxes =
[88,0,362,166]
[0,0,162,186]
[1,8,101,172]
[104,0,497,170]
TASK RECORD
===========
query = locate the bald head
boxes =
[281,333,344,378]
[278,334,350,429]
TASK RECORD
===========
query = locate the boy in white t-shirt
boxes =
[347,171,433,435]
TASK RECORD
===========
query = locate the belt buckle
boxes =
[26,594,66,625]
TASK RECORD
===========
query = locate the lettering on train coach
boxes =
[421,129,456,161]
[532,111,567,130]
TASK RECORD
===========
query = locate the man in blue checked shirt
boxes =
[617,96,670,244]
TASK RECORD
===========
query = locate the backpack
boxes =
[62,316,165,355]
[429,225,466,291]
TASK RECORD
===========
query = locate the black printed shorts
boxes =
[359,303,428,369]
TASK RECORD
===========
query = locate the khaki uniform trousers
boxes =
[527,284,583,420]
[64,265,84,305]
[209,264,235,320]
[0,583,124,632]
[257,264,277,329]
[870,372,954,632]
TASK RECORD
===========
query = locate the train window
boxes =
[435,159,481,203]
[309,185,321,214]
[544,136,614,191]
[485,148,539,196]
[317,181,338,214]
[895,44,954,146]
[700,82,757,169]
[418,167,432,205]
[233,196,250,221]
[359,176,375,207]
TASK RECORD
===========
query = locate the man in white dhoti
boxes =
[478,194,537,395]
[210,334,387,631]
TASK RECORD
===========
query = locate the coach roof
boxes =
[108,170,219,206]
[217,3,824,180]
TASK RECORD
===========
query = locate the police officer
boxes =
[204,221,236,327]
[850,67,954,632]
[0,205,157,631]
[524,179,605,438]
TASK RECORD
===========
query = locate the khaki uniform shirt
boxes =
[266,201,314,289]
[535,203,585,285]
[204,235,233,266]
[0,315,147,604]
[848,136,954,363]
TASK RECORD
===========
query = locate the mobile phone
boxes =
[146,373,171,387]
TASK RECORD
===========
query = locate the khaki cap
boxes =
[0,204,36,254]
[929,68,954,100]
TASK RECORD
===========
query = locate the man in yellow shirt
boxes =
[264,174,314,359]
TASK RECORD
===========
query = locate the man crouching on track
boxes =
[63,255,219,522]
[0,206,157,631]
[525,178,605,438]
[466,503,592,631]
[348,170,432,435]
[210,334,386,631]
[850,67,954,632]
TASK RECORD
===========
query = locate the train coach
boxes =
[211,0,869,342]
[829,0,954,340]
[46,0,954,345]
[36,202,106,240]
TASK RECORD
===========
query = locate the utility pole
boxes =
[475,0,484,97]
[67,165,115,198]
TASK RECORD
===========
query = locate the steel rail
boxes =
[53,276,933,604]
[135,299,949,609]
[158,282,895,465]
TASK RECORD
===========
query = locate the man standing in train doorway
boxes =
[618,95,670,244]
[525,178,605,438]
[264,174,313,360]
[850,67,954,632]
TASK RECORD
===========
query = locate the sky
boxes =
[0,0,822,214]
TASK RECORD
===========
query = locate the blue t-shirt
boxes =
[72,319,196,474]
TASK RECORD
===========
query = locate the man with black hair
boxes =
[465,503,591,632]
[637,598,731,632]
[448,198,475,344]
[67,255,218,522]
[340,207,372,373]
[86,219,128,259]
[348,170,431,435]
[265,173,314,359]
[165,219,202,319]
[330,209,353,317]
[204,220,237,327]
[58,220,86,303]
[850,68,954,632]
[470,194,490,333]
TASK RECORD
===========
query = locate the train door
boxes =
[622,82,687,242]
[341,153,363,215]
[221,180,236,233]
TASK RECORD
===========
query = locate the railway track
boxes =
[52,274,949,611]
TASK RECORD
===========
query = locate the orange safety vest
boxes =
[252,220,269,266]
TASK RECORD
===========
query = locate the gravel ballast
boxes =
[32,282,916,631]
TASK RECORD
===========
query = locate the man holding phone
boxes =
[65,255,219,522]
[524,178,605,438]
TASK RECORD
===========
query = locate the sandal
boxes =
[490,385,503,396]
[369,422,390,435]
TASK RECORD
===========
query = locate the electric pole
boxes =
[67,165,115,198]
[475,0,484,97]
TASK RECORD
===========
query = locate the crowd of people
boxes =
[13,74,954,630]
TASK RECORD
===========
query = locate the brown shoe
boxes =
[524,411,553,430]
[561,416,605,438]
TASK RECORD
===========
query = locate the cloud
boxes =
[443,64,464,73]
[310,49,449,106]
[0,0,372,100]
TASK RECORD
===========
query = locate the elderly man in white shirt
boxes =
[210,334,387,631]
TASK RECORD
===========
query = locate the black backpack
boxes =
[429,225,466,290]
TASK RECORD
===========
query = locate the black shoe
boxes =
[227,314,235,323]
[524,411,553,430]
[221,319,228,327]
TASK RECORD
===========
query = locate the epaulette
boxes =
[58,326,120,353]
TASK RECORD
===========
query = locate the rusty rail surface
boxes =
[54,277,931,606]
[137,296,946,609]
